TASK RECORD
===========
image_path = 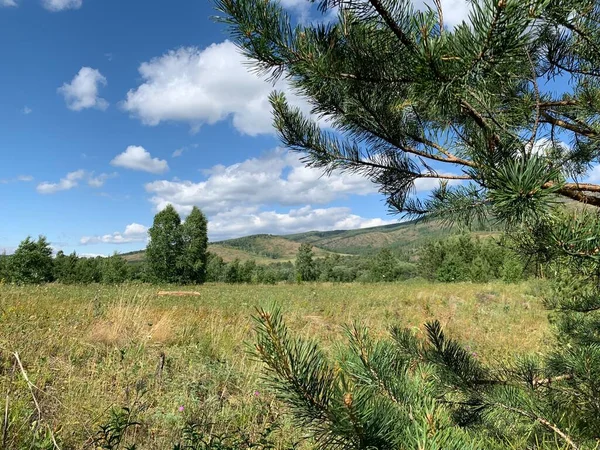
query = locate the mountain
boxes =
[120,220,498,264]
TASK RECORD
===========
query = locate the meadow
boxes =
[0,281,552,449]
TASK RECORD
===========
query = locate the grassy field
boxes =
[0,281,552,449]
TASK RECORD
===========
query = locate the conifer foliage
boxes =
[295,243,317,281]
[218,0,600,447]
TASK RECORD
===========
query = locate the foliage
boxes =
[418,234,524,283]
[181,207,209,284]
[146,205,184,284]
[145,205,209,284]
[0,251,10,282]
[93,407,140,450]
[368,248,398,282]
[216,0,600,222]
[295,243,317,282]
[253,307,486,449]
[9,236,54,284]
[53,250,79,284]
[102,253,130,284]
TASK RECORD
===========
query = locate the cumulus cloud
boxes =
[22,106,32,115]
[1,0,17,7]
[208,205,396,240]
[58,67,108,111]
[37,170,86,194]
[88,172,117,188]
[172,148,185,158]
[36,170,115,194]
[145,149,378,215]
[42,0,82,11]
[111,145,169,174]
[80,223,148,245]
[122,41,314,135]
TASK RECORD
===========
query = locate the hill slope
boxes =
[120,220,498,263]
[285,220,498,255]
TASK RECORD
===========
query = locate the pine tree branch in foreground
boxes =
[216,0,600,220]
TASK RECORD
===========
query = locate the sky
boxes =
[0,0,582,256]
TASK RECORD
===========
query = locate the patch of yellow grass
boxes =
[88,292,174,346]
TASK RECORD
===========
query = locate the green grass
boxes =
[0,281,552,449]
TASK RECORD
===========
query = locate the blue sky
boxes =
[0,0,406,256]
[0,0,583,256]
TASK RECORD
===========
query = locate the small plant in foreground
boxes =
[93,407,140,450]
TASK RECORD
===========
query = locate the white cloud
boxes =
[411,0,471,28]
[585,166,600,183]
[122,41,314,135]
[111,145,169,174]
[526,137,570,156]
[42,0,82,11]
[80,223,148,245]
[1,0,17,7]
[79,253,108,258]
[22,106,32,115]
[58,67,108,111]
[145,149,377,215]
[0,175,34,184]
[37,170,86,194]
[88,172,117,188]
[172,148,185,158]
[36,170,114,194]
[208,205,396,240]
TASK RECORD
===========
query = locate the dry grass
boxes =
[0,281,552,449]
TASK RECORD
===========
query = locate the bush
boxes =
[10,236,54,284]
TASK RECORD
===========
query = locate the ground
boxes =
[0,281,551,449]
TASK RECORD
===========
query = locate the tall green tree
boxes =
[369,248,398,282]
[54,250,79,284]
[146,205,184,283]
[101,253,129,284]
[218,0,600,447]
[181,206,209,284]
[295,243,317,282]
[74,256,102,283]
[10,236,54,284]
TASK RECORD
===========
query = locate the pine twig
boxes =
[495,403,580,450]
[433,0,444,34]
[533,374,574,388]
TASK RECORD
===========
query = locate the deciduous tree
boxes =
[146,205,184,283]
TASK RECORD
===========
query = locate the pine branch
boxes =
[540,111,597,138]
[365,0,416,52]
[493,403,580,450]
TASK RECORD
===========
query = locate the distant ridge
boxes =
[120,219,497,264]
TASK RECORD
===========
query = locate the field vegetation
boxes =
[0,281,549,449]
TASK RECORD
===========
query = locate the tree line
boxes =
[1,222,529,285]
